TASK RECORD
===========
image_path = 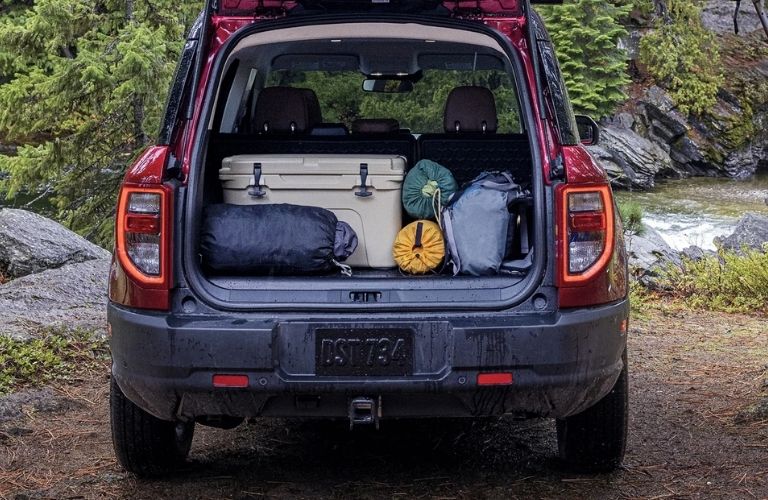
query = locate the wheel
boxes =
[110,377,195,477]
[556,351,628,472]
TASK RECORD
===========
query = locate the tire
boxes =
[110,377,195,477]
[556,351,628,472]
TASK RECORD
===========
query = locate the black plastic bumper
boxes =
[109,300,628,421]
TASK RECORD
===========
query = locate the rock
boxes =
[723,146,763,179]
[0,259,110,341]
[591,124,674,189]
[640,87,689,144]
[681,245,715,261]
[626,224,681,288]
[0,388,83,423]
[0,208,110,279]
[702,0,765,35]
[720,213,768,252]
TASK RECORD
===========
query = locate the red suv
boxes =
[108,0,629,477]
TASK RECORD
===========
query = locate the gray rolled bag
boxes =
[441,172,526,276]
[200,203,357,275]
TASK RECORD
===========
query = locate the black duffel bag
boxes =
[200,203,357,275]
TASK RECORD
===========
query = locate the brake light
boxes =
[558,184,615,285]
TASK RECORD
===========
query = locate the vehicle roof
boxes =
[217,0,525,17]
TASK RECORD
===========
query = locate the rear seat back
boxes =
[253,87,321,134]
[418,86,531,185]
[443,86,497,134]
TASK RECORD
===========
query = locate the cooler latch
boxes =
[248,162,266,198]
[355,163,372,197]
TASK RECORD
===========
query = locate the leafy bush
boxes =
[662,248,768,313]
[0,328,108,395]
[639,0,723,115]
[629,278,654,318]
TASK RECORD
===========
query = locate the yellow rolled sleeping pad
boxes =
[392,220,445,274]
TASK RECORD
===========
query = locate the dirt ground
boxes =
[1,302,767,499]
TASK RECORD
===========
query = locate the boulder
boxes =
[0,259,110,341]
[720,213,768,252]
[0,208,110,279]
[625,224,681,288]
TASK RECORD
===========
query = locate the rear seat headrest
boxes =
[443,86,497,134]
[253,87,322,134]
[352,118,400,134]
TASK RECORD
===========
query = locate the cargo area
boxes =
[184,21,546,308]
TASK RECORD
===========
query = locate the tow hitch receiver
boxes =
[349,396,380,429]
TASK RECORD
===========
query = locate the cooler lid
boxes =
[221,154,406,176]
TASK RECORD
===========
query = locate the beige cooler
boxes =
[219,154,406,268]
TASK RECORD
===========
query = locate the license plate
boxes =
[315,328,414,376]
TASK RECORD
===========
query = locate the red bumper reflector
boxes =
[212,374,249,388]
[477,372,514,386]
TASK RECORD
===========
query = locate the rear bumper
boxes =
[108,299,628,421]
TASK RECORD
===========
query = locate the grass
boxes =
[629,279,656,319]
[660,247,768,314]
[618,200,645,236]
[0,328,109,396]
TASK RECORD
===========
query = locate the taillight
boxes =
[116,186,171,286]
[558,184,615,285]
[126,193,162,275]
[110,146,173,310]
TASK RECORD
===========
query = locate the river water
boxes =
[615,173,768,251]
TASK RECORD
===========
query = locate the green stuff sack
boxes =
[402,160,458,220]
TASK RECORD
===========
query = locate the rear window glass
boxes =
[264,69,522,134]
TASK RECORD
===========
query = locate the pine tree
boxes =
[639,0,723,115]
[538,0,632,117]
[0,0,201,244]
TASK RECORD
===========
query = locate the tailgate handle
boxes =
[355,163,372,197]
[248,162,266,198]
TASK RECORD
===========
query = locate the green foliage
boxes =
[662,248,768,313]
[0,0,201,245]
[618,200,645,236]
[0,328,108,395]
[639,0,723,115]
[538,0,631,117]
